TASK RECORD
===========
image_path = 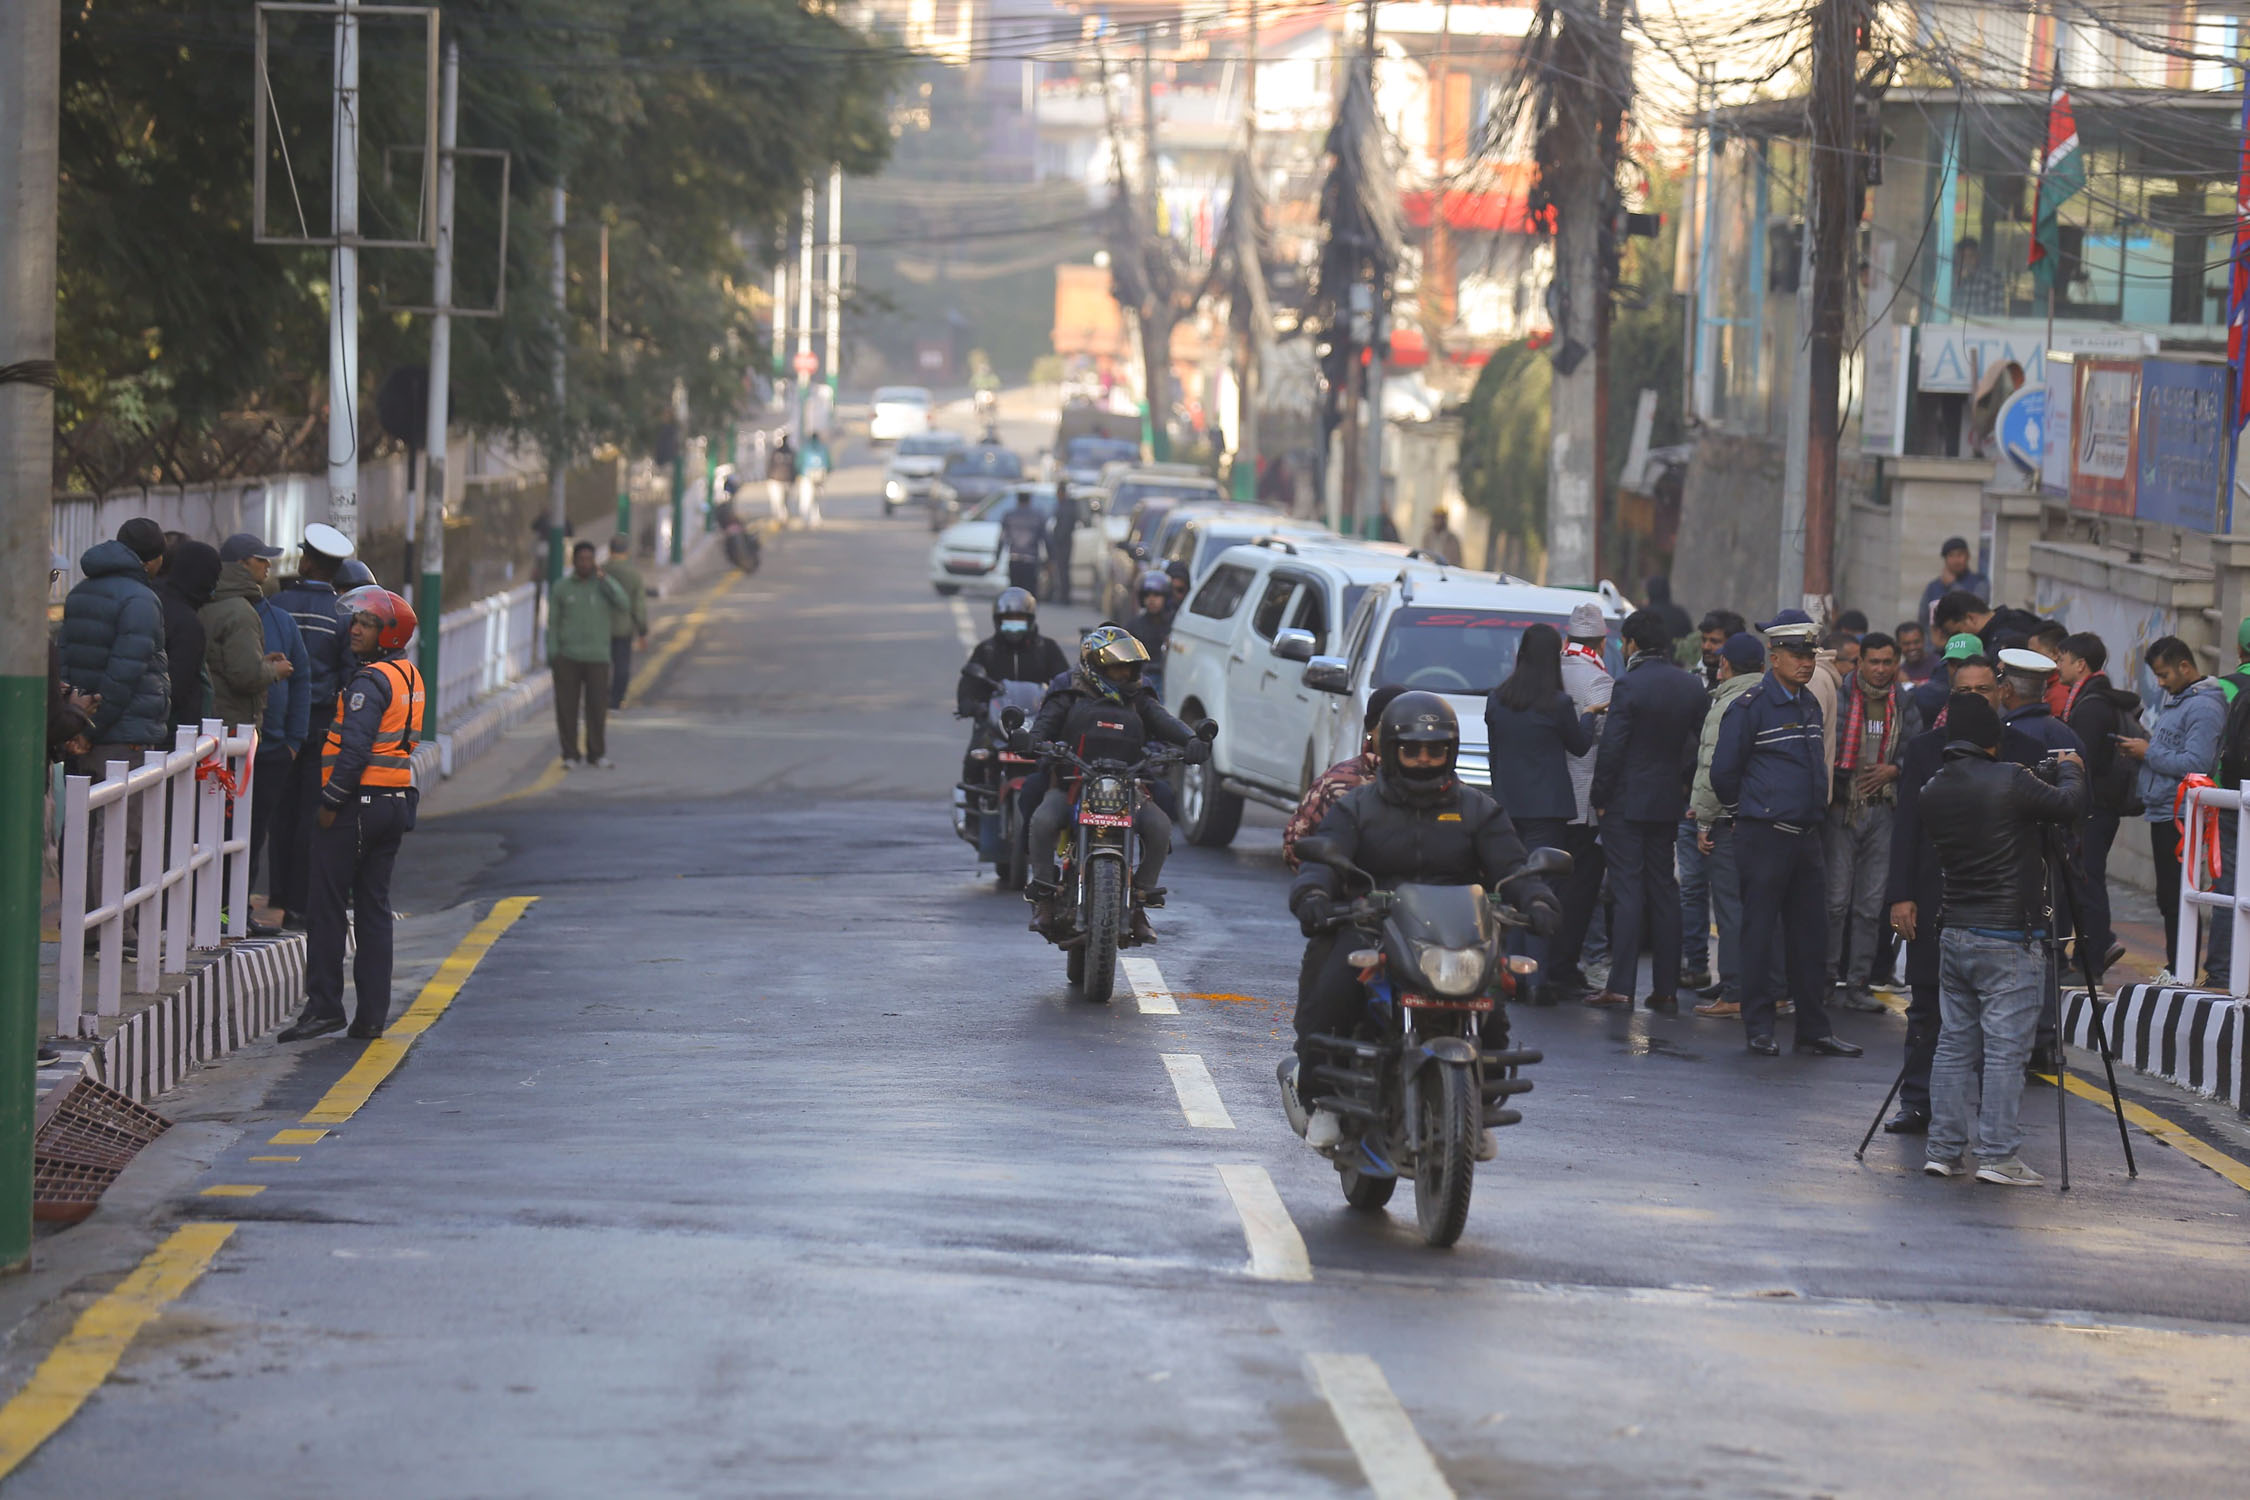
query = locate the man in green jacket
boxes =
[1688,632,1772,1019]
[201,533,295,733]
[604,532,650,711]
[549,540,629,768]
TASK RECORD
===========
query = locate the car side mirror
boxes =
[1302,655,1351,694]
[1272,628,1316,663]
[1000,706,1026,733]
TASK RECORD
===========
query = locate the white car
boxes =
[882,431,967,517]
[927,483,1103,597]
[869,386,933,443]
[1163,537,1628,846]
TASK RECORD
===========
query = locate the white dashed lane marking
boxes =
[1215,1164,1312,1282]
[1121,955,1179,1014]
[1303,1353,1458,1500]
[1160,1054,1235,1129]
[949,598,979,651]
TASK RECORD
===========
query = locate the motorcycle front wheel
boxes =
[1339,1165,1396,1211]
[999,802,1027,890]
[1080,859,1123,1002]
[1414,1063,1477,1248]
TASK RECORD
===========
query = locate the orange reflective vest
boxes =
[320,658,425,790]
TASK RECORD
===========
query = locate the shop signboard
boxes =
[2134,358,2230,532]
[2069,358,2139,517]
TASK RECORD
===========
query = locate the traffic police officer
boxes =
[279,587,425,1041]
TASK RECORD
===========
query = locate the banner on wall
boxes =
[1860,323,1911,456]
[2070,358,2140,516]
[2134,359,2230,533]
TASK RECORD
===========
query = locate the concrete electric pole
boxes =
[825,164,842,412]
[546,177,567,585]
[417,37,458,715]
[797,183,815,446]
[328,0,362,540]
[1798,0,1858,617]
[1542,0,1612,589]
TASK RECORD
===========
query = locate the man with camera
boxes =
[1917,694,2086,1186]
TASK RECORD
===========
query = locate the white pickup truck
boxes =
[1163,537,1627,846]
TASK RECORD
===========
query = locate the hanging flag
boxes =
[2029,72,2085,299]
[2227,84,2250,431]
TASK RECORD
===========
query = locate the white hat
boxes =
[1997,646,2056,676]
[302,522,355,560]
[1566,600,1607,639]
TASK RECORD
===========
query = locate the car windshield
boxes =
[1066,437,1138,469]
[896,434,960,457]
[874,387,930,407]
[944,448,1023,480]
[968,489,1055,522]
[1115,480,1219,514]
[1371,607,1622,695]
[1190,525,1286,573]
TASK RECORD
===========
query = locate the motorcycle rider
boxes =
[956,587,1068,784]
[1019,625,1209,941]
[1286,692,1561,1150]
[1124,569,1176,659]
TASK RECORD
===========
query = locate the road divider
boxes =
[1302,1353,1457,1500]
[1121,956,1179,1015]
[1161,1054,1235,1129]
[1215,1163,1311,1282]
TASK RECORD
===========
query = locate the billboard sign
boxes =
[2070,358,2140,516]
[2134,358,2230,532]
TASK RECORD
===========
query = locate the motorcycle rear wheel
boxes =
[1081,860,1123,1002]
[1339,1166,1396,1211]
[1414,1063,1477,1248]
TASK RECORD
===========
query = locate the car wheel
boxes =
[934,583,962,596]
[1174,706,1244,848]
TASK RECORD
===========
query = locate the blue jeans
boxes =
[1930,929,2046,1163]
[1676,819,1709,974]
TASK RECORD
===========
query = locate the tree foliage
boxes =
[56,0,898,492]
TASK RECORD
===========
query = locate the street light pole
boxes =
[328,0,362,540]
[0,0,60,1273]
[546,177,566,586]
[417,36,458,725]
[797,183,815,446]
[825,164,842,412]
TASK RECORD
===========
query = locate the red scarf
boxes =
[1833,672,1898,771]
[2061,671,2097,721]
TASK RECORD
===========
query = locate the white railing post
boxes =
[225,724,256,936]
[193,720,224,949]
[2233,792,2250,998]
[163,725,195,974]
[134,747,166,995]
[57,773,89,1040]
[96,758,128,1018]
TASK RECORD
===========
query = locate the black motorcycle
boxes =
[1284,836,1567,1247]
[955,666,1046,889]
[1004,709,1214,1002]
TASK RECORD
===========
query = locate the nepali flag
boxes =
[2229,87,2250,430]
[2029,72,2084,301]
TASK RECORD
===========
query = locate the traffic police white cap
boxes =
[302,522,355,560]
[1997,646,2056,676]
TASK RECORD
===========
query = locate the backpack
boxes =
[2218,672,2250,787]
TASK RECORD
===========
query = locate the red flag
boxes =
[2228,86,2250,428]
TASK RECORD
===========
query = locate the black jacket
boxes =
[1028,675,1196,765]
[1591,651,1711,822]
[2002,701,2086,763]
[957,631,1070,716]
[1977,605,2045,656]
[156,542,220,732]
[1125,608,1172,659]
[1920,746,2086,933]
[1289,773,1532,912]
[2063,675,2143,814]
[1485,688,1593,822]
[1887,723,2043,984]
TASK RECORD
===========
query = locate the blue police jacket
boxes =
[2001,702,2084,763]
[1710,670,1827,825]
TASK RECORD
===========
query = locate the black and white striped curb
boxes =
[2066,983,2247,1114]
[37,935,306,1106]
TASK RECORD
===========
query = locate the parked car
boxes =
[1156,507,1326,586]
[1163,538,1628,846]
[1098,469,1225,614]
[927,443,1025,531]
[869,386,934,443]
[1058,435,1141,493]
[882,431,968,518]
[927,484,1104,597]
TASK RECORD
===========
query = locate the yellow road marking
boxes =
[248,1155,299,1163]
[198,1185,264,1198]
[302,896,537,1125]
[269,1129,327,1145]
[626,570,739,707]
[2048,1070,2250,1194]
[0,1224,234,1477]
[490,756,567,806]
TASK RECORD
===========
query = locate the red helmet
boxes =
[339,586,417,652]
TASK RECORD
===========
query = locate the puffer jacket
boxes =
[199,560,283,734]
[1289,772,1535,912]
[1920,746,2085,933]
[2138,676,2226,822]
[256,595,311,751]
[57,540,170,746]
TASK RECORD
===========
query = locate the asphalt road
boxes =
[12,410,2250,1497]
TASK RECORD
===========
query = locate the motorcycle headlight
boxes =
[1413,944,1488,998]
[1085,775,1130,814]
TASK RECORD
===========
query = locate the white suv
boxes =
[1164,538,1627,846]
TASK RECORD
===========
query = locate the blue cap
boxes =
[1721,632,1766,669]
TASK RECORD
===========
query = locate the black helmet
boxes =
[993,587,1037,641]
[1079,623,1150,684]
[1376,690,1458,796]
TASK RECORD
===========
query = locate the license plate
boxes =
[1077,810,1131,828]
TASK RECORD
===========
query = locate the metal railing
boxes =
[56,721,260,1039]
[435,581,540,726]
[2176,783,2250,994]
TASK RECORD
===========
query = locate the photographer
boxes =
[1917,695,2086,1186]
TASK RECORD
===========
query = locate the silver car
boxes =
[882,431,967,518]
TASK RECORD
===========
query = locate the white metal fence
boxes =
[57,720,260,1039]
[435,581,541,725]
[2176,784,2250,993]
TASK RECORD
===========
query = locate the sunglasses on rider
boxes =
[1396,742,1449,765]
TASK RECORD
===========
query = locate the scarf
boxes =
[1833,672,1898,772]
[1077,666,1127,706]
[2061,672,2097,721]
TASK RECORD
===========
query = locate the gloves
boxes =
[1295,889,1335,938]
[1525,891,1562,938]
[1181,737,1212,766]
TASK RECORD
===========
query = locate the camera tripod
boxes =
[1856,827,2136,1190]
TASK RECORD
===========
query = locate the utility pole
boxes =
[825,164,843,414]
[669,382,686,565]
[0,0,60,1273]
[328,0,362,540]
[1359,0,1387,539]
[1542,0,1612,588]
[546,178,567,585]
[797,183,815,447]
[1139,24,1172,461]
[1234,2,1260,501]
[1798,0,1858,617]
[417,37,457,722]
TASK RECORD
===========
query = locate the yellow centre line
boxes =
[626,569,739,708]
[0,1224,234,1477]
[2047,1070,2250,1194]
[301,896,537,1125]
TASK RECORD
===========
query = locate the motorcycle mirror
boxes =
[1500,847,1572,883]
[1001,706,1026,732]
[964,662,994,684]
[1196,719,1219,742]
[1294,835,1371,889]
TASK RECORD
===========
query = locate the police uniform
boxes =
[302,649,425,1034]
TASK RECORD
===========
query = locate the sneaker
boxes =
[1305,1109,1346,1150]
[1923,1155,1972,1178]
[560,757,582,772]
[590,757,616,769]
[1974,1156,2045,1187]
[1776,1000,1796,1017]
[2151,968,2181,989]
[1473,1128,1498,1162]
[1836,986,1887,1013]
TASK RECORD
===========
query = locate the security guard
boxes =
[279,587,425,1041]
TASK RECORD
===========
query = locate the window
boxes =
[1284,577,1329,653]
[1190,563,1256,620]
[1343,588,1382,671]
[1249,576,1299,640]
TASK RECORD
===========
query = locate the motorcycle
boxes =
[1003,709,1215,1003]
[722,517,762,574]
[1282,836,1568,1248]
[954,667,1046,889]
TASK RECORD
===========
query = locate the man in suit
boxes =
[1587,609,1712,1012]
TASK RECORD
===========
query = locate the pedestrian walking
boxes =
[798,431,830,528]
[1918,693,2085,1187]
[1545,601,1614,999]
[1484,626,1594,1004]
[603,534,649,711]
[1709,609,1862,1058]
[1690,632,1771,1018]
[2056,632,2140,977]
[1418,507,1465,567]
[267,524,357,927]
[550,540,629,768]
[766,434,797,523]
[200,534,294,734]
[1826,632,1918,1013]
[1918,537,1991,629]
[999,490,1047,598]
[1588,610,1710,1011]
[2118,635,2226,982]
[155,539,220,732]
[280,588,426,1042]
[1049,481,1081,604]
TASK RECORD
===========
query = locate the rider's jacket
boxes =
[1288,769,1531,912]
[957,631,1069,717]
[1028,671,1195,772]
